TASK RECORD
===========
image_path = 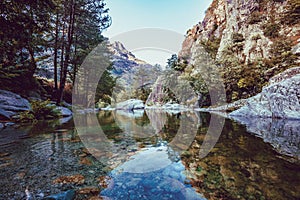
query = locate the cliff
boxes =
[178,0,300,102]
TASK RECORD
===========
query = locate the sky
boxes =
[103,0,212,66]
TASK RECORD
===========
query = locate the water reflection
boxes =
[0,110,299,199]
[97,110,300,200]
[97,110,207,199]
[231,116,300,159]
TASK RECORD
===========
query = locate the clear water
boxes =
[0,110,299,200]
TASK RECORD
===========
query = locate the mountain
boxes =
[108,41,147,76]
[107,41,162,104]
[178,0,299,103]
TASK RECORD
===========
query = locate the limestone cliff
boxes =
[178,0,300,102]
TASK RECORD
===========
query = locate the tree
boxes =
[0,0,55,73]
[54,0,111,104]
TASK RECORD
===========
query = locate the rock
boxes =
[43,190,75,200]
[0,108,12,120]
[55,106,72,117]
[0,90,31,119]
[115,99,145,110]
[198,99,247,112]
[77,187,100,195]
[53,174,85,185]
[230,71,300,119]
[4,122,15,127]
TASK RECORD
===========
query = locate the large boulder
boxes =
[55,106,72,117]
[230,68,300,119]
[0,90,31,119]
[115,99,145,110]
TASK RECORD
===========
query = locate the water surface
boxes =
[0,110,299,199]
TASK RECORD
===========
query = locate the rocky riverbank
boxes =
[0,89,72,124]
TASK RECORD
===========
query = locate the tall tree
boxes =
[54,0,111,104]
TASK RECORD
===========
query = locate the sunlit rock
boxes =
[115,99,145,111]
[55,106,72,117]
[230,70,300,119]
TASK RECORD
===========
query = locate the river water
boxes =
[0,110,299,199]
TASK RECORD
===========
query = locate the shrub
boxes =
[232,33,245,43]
[200,37,221,59]
[249,11,262,24]
[18,100,60,122]
[262,23,280,38]
[282,0,300,25]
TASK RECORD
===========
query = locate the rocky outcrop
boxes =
[230,68,300,119]
[0,90,31,119]
[178,0,300,103]
[179,0,299,64]
[108,41,147,76]
[115,99,145,110]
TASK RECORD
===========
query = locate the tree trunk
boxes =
[57,0,75,104]
[28,46,37,77]
[53,12,59,92]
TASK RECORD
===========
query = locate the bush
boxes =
[249,11,262,24]
[18,100,60,122]
[200,37,221,59]
[282,0,300,25]
[232,33,245,43]
[262,23,280,38]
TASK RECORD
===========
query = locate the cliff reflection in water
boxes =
[95,110,300,200]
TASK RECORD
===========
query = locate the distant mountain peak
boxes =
[108,41,146,65]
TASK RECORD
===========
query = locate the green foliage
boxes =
[167,54,178,69]
[134,87,152,102]
[0,0,111,102]
[95,69,116,104]
[232,33,245,43]
[262,38,297,78]
[249,11,263,24]
[200,37,221,59]
[18,100,60,122]
[282,0,300,25]
[167,54,187,71]
[262,22,280,38]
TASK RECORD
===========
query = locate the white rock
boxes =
[55,106,73,117]
[115,99,145,110]
[230,71,300,119]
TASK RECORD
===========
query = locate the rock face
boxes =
[115,99,145,110]
[178,0,300,103]
[230,67,300,119]
[179,0,299,64]
[108,41,147,76]
[0,90,31,119]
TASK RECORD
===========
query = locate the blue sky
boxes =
[103,0,212,65]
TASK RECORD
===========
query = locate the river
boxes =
[0,110,299,199]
